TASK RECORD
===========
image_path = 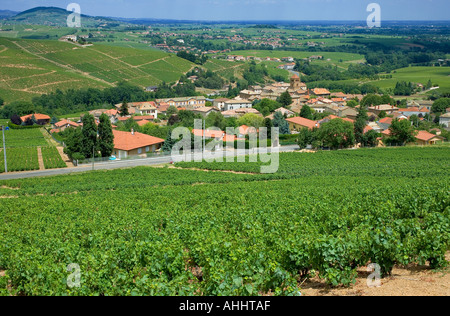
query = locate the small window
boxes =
[138,148,143,154]
[146,146,150,152]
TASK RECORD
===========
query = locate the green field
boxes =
[0,37,194,103]
[0,128,65,173]
[0,146,448,295]
[224,50,365,69]
[371,66,450,90]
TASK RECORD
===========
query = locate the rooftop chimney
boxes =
[131,129,135,135]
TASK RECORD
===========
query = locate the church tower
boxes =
[290,74,301,91]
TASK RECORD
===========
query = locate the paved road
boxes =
[0,145,299,180]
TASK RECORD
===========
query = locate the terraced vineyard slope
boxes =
[0,38,194,102]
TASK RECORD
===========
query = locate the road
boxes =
[0,145,299,180]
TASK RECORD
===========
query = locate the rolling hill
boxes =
[0,37,194,103]
[4,7,123,28]
[0,10,18,19]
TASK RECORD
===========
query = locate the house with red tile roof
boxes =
[112,130,164,159]
[310,88,331,98]
[368,104,399,115]
[53,119,80,132]
[413,130,444,146]
[20,114,51,125]
[397,107,430,117]
[286,117,319,132]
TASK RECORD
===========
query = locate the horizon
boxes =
[1,0,450,22]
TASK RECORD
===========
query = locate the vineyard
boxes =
[0,38,194,103]
[41,146,67,170]
[0,128,66,173]
[0,146,448,296]
[0,147,39,172]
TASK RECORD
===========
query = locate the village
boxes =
[9,73,446,164]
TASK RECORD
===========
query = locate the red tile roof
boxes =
[55,119,80,128]
[415,130,443,142]
[136,120,151,126]
[286,117,318,130]
[399,107,430,113]
[379,117,393,125]
[311,88,330,95]
[21,113,51,122]
[113,130,164,151]
[364,125,373,134]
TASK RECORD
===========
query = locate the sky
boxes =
[1,0,449,21]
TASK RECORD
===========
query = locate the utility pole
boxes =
[2,126,7,173]
[92,146,95,171]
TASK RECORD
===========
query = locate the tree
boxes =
[10,114,22,126]
[0,101,34,119]
[206,112,225,130]
[317,119,355,150]
[378,111,387,119]
[354,106,369,145]
[361,130,379,148]
[300,105,314,120]
[346,100,358,108]
[119,99,130,117]
[263,118,273,139]
[98,113,114,158]
[51,116,59,125]
[63,127,84,160]
[409,114,420,128]
[432,98,450,114]
[166,106,178,117]
[162,129,176,152]
[277,91,293,107]
[253,99,280,114]
[0,96,4,106]
[272,111,290,135]
[81,114,98,158]
[237,113,264,128]
[297,128,314,150]
[426,79,432,90]
[386,119,416,146]
[168,114,181,126]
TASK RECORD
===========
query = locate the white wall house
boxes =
[223,99,253,111]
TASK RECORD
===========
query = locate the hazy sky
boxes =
[2,0,449,21]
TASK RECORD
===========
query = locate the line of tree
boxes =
[0,81,200,119]
[63,113,114,162]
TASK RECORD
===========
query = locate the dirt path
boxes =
[39,129,74,168]
[301,252,450,296]
[36,147,45,171]
[57,146,74,168]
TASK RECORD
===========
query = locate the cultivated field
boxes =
[0,128,66,173]
[0,146,448,296]
[0,37,194,102]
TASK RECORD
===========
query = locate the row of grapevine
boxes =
[0,147,39,173]
[0,146,448,296]
[41,146,67,170]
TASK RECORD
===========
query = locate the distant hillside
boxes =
[0,10,18,19]
[0,38,194,103]
[6,7,125,28]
